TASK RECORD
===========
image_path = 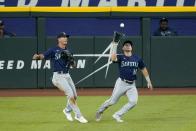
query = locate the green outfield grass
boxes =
[0,95,196,131]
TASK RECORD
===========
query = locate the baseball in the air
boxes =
[120,23,125,28]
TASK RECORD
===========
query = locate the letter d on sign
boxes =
[16,60,24,69]
[17,0,38,6]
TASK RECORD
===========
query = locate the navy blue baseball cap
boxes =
[57,32,69,39]
[160,18,168,23]
[123,40,133,47]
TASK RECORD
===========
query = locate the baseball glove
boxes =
[61,50,75,66]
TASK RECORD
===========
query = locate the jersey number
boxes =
[133,69,137,75]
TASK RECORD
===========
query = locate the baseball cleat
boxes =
[63,109,73,122]
[112,114,124,123]
[95,112,102,121]
[75,116,88,123]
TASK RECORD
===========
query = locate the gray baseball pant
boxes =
[52,72,82,117]
[98,78,138,117]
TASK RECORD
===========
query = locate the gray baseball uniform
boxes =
[43,46,82,117]
[97,54,145,117]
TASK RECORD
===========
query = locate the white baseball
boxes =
[120,23,125,28]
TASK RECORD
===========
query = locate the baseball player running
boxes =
[96,40,153,122]
[33,32,88,124]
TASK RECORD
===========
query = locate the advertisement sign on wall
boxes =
[0,0,196,7]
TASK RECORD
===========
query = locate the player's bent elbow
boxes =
[39,54,45,60]
[111,57,117,62]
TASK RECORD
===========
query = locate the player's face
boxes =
[0,25,4,30]
[58,37,68,48]
[160,21,168,31]
[122,43,132,52]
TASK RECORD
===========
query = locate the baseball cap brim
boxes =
[122,40,133,47]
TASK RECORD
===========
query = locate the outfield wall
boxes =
[0,7,196,88]
[0,36,196,88]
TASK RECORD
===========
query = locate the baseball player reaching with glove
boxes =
[96,40,153,123]
[33,32,88,124]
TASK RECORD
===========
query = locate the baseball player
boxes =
[33,32,88,124]
[96,40,153,122]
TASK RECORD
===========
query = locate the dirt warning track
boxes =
[0,88,196,97]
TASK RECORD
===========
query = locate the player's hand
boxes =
[32,54,39,60]
[147,82,153,91]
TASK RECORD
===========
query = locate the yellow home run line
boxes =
[0,7,29,12]
[0,7,196,12]
[112,6,196,12]
[30,7,110,12]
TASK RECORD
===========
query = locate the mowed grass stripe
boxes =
[0,96,195,131]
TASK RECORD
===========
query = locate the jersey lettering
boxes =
[121,61,138,67]
[43,46,71,72]
[55,52,61,60]
[116,54,145,81]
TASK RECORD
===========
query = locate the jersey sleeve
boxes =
[138,58,146,69]
[43,48,53,59]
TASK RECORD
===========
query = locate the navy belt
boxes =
[120,78,134,84]
[55,71,68,74]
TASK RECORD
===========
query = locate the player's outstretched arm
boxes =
[111,53,117,62]
[32,54,44,60]
[141,68,153,90]
[110,41,118,62]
